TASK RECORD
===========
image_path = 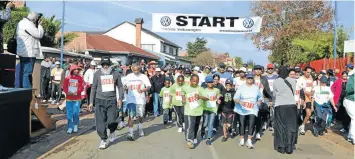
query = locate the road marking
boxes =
[209,145,221,159]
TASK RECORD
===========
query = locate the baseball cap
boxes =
[246,72,254,78]
[254,65,263,70]
[193,66,200,72]
[184,68,191,74]
[100,56,111,66]
[346,63,354,69]
[320,76,328,83]
[55,61,60,65]
[227,67,234,71]
[205,66,211,69]
[239,67,247,72]
[225,79,232,84]
[267,63,274,69]
[205,76,213,83]
[90,61,97,66]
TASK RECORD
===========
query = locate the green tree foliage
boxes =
[186,37,208,57]
[246,59,255,69]
[3,7,77,48]
[234,56,243,68]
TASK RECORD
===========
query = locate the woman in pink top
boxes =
[332,71,349,132]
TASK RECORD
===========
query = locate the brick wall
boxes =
[56,32,87,52]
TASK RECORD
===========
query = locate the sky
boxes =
[26,1,355,65]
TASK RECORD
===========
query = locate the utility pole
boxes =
[333,0,337,69]
[60,0,65,67]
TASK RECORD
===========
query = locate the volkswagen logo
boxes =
[160,16,171,27]
[243,18,254,28]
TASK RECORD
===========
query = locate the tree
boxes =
[3,7,77,49]
[192,51,215,66]
[186,37,208,57]
[246,59,255,69]
[234,56,243,68]
[248,1,333,65]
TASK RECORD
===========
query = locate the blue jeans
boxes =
[153,93,162,116]
[203,111,216,139]
[19,57,36,88]
[66,100,81,129]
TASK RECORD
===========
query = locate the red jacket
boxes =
[331,78,346,106]
[63,65,84,101]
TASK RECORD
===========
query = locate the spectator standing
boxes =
[50,61,64,105]
[84,61,96,105]
[151,68,165,116]
[344,64,355,144]
[40,57,52,102]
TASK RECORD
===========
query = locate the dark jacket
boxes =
[150,74,165,93]
[259,75,273,100]
[220,88,236,113]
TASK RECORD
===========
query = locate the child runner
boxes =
[160,78,173,124]
[201,76,221,145]
[170,75,185,132]
[220,79,236,142]
[62,65,84,134]
[182,74,208,149]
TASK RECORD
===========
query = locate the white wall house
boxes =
[103,20,181,65]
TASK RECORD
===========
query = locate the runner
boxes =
[88,57,124,149]
[123,65,151,141]
[265,63,278,131]
[234,67,247,90]
[201,76,221,145]
[160,79,173,124]
[181,74,208,149]
[298,66,315,135]
[170,75,185,132]
[220,79,235,142]
[234,73,262,149]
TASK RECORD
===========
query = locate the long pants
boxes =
[202,111,216,139]
[344,99,355,139]
[268,106,274,128]
[173,106,184,128]
[213,113,221,130]
[153,93,162,116]
[163,108,172,122]
[51,83,62,103]
[239,114,256,136]
[232,113,240,133]
[95,98,119,140]
[185,115,201,142]
[19,57,36,88]
[66,100,81,130]
[255,110,268,134]
[86,86,91,104]
[40,77,50,99]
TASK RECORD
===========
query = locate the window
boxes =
[162,45,166,53]
[175,48,178,55]
[169,47,173,54]
[141,44,155,52]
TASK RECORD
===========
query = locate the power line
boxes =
[107,1,152,15]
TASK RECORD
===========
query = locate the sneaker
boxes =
[99,140,108,149]
[73,125,78,133]
[269,127,274,131]
[206,139,212,145]
[168,120,173,123]
[187,141,194,149]
[221,137,228,142]
[340,128,347,133]
[51,101,55,105]
[246,139,254,149]
[109,132,116,142]
[139,129,145,137]
[299,125,305,135]
[67,128,73,134]
[239,139,245,146]
[42,100,47,103]
[262,124,267,130]
[56,102,60,105]
[127,133,135,141]
[255,133,261,140]
[178,127,183,133]
[193,138,198,144]
[163,121,168,125]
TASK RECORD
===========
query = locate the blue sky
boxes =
[27,1,354,65]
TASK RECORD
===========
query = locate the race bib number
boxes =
[305,80,313,92]
[187,92,199,109]
[101,75,114,92]
[68,79,78,95]
[175,88,182,101]
[207,92,217,108]
[242,101,254,110]
[164,90,170,102]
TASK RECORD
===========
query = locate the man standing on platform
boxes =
[17,12,44,88]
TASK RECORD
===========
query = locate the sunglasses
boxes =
[247,77,254,79]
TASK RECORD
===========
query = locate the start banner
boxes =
[152,13,262,34]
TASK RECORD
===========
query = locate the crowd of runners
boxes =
[37,56,354,154]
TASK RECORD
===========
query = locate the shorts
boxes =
[305,102,312,109]
[122,101,128,113]
[221,112,234,125]
[127,103,145,117]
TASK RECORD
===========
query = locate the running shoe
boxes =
[221,137,228,142]
[187,141,194,149]
[73,125,78,133]
[206,139,212,145]
[127,133,135,141]
[340,128,347,132]
[109,132,116,142]
[99,140,108,149]
[262,123,267,130]
[255,133,261,140]
[269,127,274,131]
[299,125,305,135]
[239,139,244,146]
[193,138,198,144]
[168,120,173,123]
[178,127,183,133]
[139,129,145,137]
[246,139,254,149]
[67,128,73,134]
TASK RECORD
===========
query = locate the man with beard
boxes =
[265,64,278,131]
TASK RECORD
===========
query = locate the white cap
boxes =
[155,68,161,72]
[90,61,96,66]
[55,61,60,65]
[97,65,102,69]
[240,67,247,72]
[193,66,200,71]
[321,70,326,73]
[247,68,252,72]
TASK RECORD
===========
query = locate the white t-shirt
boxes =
[234,77,246,90]
[297,76,314,93]
[312,86,333,105]
[123,73,151,104]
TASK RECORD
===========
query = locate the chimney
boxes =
[135,18,144,48]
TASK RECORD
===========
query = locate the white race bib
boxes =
[101,75,114,92]
[54,71,62,81]
[187,92,199,109]
[68,79,78,95]
[175,88,182,101]
[163,90,170,102]
[206,92,217,108]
